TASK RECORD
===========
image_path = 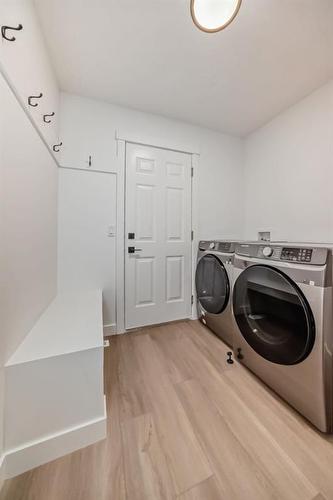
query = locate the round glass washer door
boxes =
[233,265,315,365]
[195,254,230,315]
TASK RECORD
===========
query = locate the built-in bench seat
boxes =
[3,290,106,479]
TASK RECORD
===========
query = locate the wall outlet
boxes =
[258,231,271,242]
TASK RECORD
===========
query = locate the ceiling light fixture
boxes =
[190,0,242,33]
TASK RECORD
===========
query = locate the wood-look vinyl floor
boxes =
[1,320,333,500]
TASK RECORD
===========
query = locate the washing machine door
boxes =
[196,254,230,314]
[233,265,315,365]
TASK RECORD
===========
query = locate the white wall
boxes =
[0,78,5,476]
[0,58,58,479]
[244,80,333,243]
[0,0,60,149]
[0,1,59,479]
[58,93,244,329]
[60,92,244,240]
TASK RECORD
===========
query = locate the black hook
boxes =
[28,93,43,107]
[43,112,55,123]
[1,24,23,42]
[236,348,244,360]
[52,142,63,153]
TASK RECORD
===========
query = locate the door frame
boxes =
[115,130,200,334]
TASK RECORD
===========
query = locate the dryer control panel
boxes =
[199,241,236,253]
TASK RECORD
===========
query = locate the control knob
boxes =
[209,242,215,250]
[263,246,273,257]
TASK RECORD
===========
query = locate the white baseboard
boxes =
[103,319,199,336]
[103,323,117,336]
[3,411,106,479]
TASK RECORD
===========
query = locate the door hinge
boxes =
[191,294,194,305]
[191,230,194,241]
[191,167,194,177]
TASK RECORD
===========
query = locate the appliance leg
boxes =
[227,351,234,364]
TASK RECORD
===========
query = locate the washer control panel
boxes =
[258,245,318,263]
[235,243,328,265]
[281,247,313,262]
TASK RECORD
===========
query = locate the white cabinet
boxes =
[57,168,117,329]
[0,0,60,151]
[59,94,117,173]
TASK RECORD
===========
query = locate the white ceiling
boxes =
[34,0,333,137]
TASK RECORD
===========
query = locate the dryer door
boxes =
[196,254,230,315]
[233,265,315,365]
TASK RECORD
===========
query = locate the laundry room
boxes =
[0,1,333,499]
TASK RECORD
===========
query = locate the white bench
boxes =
[3,290,106,479]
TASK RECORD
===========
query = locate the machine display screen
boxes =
[217,242,231,252]
[281,247,313,262]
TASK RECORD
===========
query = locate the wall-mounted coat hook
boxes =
[85,155,92,167]
[1,24,23,41]
[28,93,43,107]
[43,112,55,123]
[52,142,63,153]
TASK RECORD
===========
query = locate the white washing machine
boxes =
[195,240,238,347]
[232,242,333,432]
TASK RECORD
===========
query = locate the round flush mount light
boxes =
[190,0,242,33]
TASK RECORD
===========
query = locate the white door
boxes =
[125,143,192,329]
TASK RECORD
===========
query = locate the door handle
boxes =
[128,247,142,254]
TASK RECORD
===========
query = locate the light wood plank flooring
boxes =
[1,320,333,499]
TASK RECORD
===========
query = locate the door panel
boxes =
[125,143,192,329]
[136,156,155,174]
[166,256,184,302]
[166,187,184,240]
[135,257,155,306]
[136,184,155,240]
